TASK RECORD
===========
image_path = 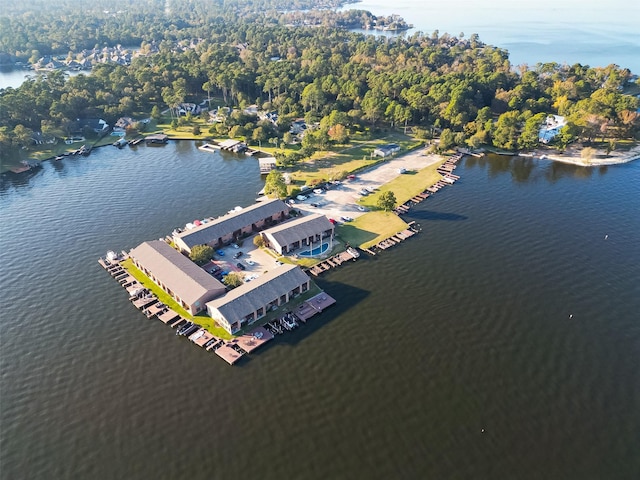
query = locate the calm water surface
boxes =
[1,144,639,479]
[342,0,640,72]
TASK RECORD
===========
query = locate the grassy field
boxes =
[337,212,409,249]
[121,258,233,340]
[359,157,447,209]
[289,133,423,186]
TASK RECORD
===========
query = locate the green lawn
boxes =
[337,212,409,249]
[121,258,232,340]
[289,132,423,186]
[360,157,447,209]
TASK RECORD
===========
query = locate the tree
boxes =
[264,170,287,199]
[438,128,455,151]
[283,132,294,144]
[189,245,214,265]
[253,235,265,248]
[151,106,161,121]
[519,112,546,150]
[581,147,596,164]
[377,191,397,211]
[223,272,244,289]
[493,111,521,150]
[192,125,201,136]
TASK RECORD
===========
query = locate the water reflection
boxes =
[545,161,594,183]
[465,154,601,183]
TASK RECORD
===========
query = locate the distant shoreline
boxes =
[530,145,640,167]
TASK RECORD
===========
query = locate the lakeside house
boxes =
[207,264,311,334]
[114,117,135,132]
[73,118,109,134]
[129,240,226,315]
[539,115,567,144]
[173,198,291,254]
[261,213,335,255]
[373,143,401,157]
[289,118,308,135]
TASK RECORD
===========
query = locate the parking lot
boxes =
[294,148,442,221]
[204,236,278,282]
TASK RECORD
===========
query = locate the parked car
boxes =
[233,251,243,259]
[246,259,255,266]
[313,188,324,194]
[357,205,367,212]
[296,195,307,201]
[216,249,225,256]
[236,262,246,270]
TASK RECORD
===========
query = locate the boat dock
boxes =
[198,142,220,153]
[263,293,337,336]
[97,252,336,366]
[307,247,360,276]
[218,139,247,153]
[393,153,464,216]
[360,225,420,256]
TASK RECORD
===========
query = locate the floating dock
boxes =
[98,253,332,366]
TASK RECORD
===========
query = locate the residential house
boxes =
[539,115,567,144]
[173,198,291,254]
[261,213,335,255]
[114,117,135,133]
[206,264,311,334]
[373,143,401,157]
[129,240,225,315]
[290,118,307,135]
[75,118,109,134]
[243,104,259,116]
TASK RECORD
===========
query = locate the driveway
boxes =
[295,149,443,221]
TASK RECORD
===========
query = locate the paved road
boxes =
[295,149,443,221]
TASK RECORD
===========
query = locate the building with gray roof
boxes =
[261,213,334,255]
[173,198,290,253]
[207,264,311,334]
[130,240,226,315]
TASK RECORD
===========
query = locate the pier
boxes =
[98,253,331,366]
[393,152,464,216]
[307,247,360,277]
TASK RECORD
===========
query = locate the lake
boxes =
[340,0,640,73]
[1,143,639,479]
[3,0,639,90]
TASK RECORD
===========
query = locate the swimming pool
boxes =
[298,242,330,257]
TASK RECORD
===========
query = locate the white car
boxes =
[313,188,324,194]
[296,195,307,201]
[357,205,367,212]
[246,259,255,266]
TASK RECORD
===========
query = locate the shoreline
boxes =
[529,145,640,167]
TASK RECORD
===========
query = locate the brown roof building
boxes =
[261,213,334,255]
[206,264,311,334]
[130,240,225,315]
[173,198,290,253]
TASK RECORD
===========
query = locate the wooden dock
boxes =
[307,248,359,276]
[393,153,464,216]
[215,344,245,365]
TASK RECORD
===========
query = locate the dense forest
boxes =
[1,0,638,163]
